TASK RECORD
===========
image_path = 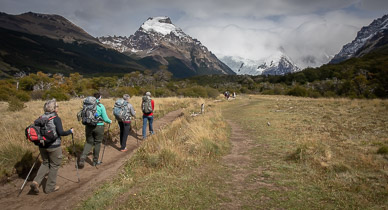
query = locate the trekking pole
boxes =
[18,152,40,197]
[72,133,80,183]
[99,123,110,164]
[134,118,138,145]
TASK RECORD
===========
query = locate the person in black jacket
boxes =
[30,99,73,194]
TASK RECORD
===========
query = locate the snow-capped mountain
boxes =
[99,17,235,78]
[330,14,388,64]
[220,52,300,76]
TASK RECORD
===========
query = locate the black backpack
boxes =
[25,114,58,147]
[77,96,101,126]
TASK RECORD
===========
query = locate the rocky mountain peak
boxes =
[220,52,300,76]
[330,14,388,63]
[139,16,187,39]
[99,16,235,77]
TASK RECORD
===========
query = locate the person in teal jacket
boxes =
[79,93,112,168]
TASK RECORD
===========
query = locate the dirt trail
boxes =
[0,109,183,210]
[218,102,270,209]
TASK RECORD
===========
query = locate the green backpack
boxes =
[142,96,153,114]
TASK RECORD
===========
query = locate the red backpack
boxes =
[25,115,57,146]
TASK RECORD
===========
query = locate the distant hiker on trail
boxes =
[224,91,230,100]
[30,99,74,194]
[113,94,136,152]
[142,91,154,139]
[79,93,112,168]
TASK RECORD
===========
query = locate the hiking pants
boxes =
[118,121,131,150]
[142,115,154,139]
[33,146,62,193]
[81,125,104,163]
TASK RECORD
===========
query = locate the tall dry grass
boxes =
[231,95,388,208]
[0,96,204,180]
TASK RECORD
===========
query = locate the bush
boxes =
[112,86,140,98]
[155,87,175,97]
[30,90,45,100]
[7,96,25,112]
[43,88,70,101]
[323,91,337,98]
[178,86,207,98]
[15,91,31,102]
[205,87,219,98]
[377,146,388,154]
[287,86,308,97]
[308,90,321,98]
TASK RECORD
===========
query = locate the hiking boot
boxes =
[78,158,85,169]
[54,186,60,192]
[30,181,39,194]
[45,186,59,194]
[93,161,102,166]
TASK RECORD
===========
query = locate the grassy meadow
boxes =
[0,96,202,180]
[80,95,387,209]
[219,95,388,209]
[1,94,387,209]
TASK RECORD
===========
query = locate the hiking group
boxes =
[24,91,155,194]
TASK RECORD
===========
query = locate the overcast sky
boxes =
[1,0,388,68]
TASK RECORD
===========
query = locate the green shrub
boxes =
[112,86,140,98]
[43,88,70,101]
[7,96,25,112]
[155,87,175,97]
[178,86,208,98]
[308,90,321,98]
[288,86,308,97]
[0,92,9,101]
[15,91,31,102]
[262,89,276,95]
[205,87,219,98]
[30,90,45,100]
[323,91,337,98]
[377,146,388,154]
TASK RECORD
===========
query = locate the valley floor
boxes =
[1,95,387,209]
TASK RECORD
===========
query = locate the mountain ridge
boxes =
[99,16,235,78]
[0,12,146,77]
[330,14,388,63]
[220,52,300,76]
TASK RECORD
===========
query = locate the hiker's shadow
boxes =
[14,152,41,180]
[130,129,141,141]
[103,130,120,150]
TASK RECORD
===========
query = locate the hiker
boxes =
[142,91,154,139]
[114,94,136,152]
[30,99,73,194]
[224,91,230,100]
[79,93,112,168]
